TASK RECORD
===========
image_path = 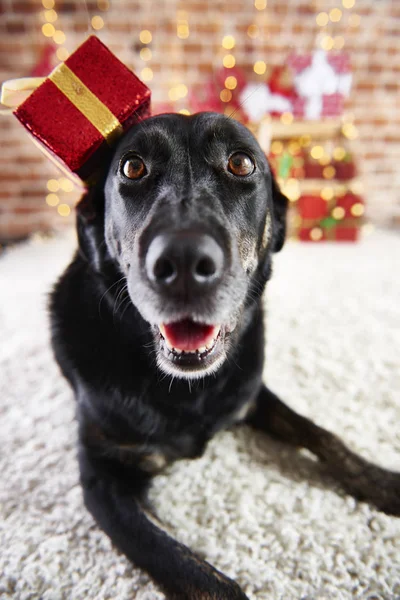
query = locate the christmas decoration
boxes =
[268,66,295,100]
[2,36,151,184]
[334,149,357,180]
[239,82,292,122]
[187,50,351,124]
[268,140,305,180]
[297,191,364,241]
[264,124,364,243]
[288,50,352,120]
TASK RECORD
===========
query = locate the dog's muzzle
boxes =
[139,228,234,378]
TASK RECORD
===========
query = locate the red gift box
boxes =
[336,193,363,217]
[298,227,359,242]
[334,159,356,180]
[287,51,351,120]
[304,161,326,179]
[297,193,363,242]
[322,92,344,117]
[14,36,151,183]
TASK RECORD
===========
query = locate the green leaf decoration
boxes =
[320,216,337,230]
[279,152,293,178]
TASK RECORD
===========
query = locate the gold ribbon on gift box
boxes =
[1,63,123,145]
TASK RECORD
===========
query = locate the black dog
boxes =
[50,112,400,599]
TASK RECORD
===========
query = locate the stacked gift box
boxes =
[297,190,364,242]
[267,132,364,242]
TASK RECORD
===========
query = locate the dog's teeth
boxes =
[174,348,182,354]
[159,324,166,338]
[198,346,207,354]
[206,339,215,350]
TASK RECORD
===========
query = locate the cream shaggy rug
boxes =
[1,229,399,600]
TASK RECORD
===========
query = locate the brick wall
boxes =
[1,0,399,241]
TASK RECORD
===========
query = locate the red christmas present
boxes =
[12,36,151,183]
[298,194,326,219]
[334,152,357,180]
[299,225,360,242]
[336,193,364,217]
[297,192,363,242]
[322,92,344,117]
[291,96,306,118]
[287,50,352,120]
[334,227,358,241]
[304,161,325,179]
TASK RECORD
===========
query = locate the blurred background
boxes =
[0,0,399,243]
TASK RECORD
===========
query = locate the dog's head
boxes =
[78,113,288,379]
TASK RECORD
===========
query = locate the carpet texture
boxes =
[1,230,399,600]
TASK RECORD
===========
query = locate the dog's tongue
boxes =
[160,320,219,352]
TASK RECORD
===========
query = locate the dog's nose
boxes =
[145,232,224,291]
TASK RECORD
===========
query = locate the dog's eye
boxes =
[122,156,146,180]
[228,152,255,177]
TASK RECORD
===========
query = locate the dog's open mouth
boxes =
[156,319,227,378]
[160,321,220,354]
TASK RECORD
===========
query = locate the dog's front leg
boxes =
[246,386,400,516]
[78,445,249,600]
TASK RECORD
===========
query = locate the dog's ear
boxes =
[270,173,289,253]
[76,178,109,272]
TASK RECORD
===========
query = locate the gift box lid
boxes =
[13,36,151,183]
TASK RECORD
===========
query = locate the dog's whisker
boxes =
[98,276,127,317]
[168,375,176,393]
[227,82,265,122]
[142,341,155,349]
[224,347,242,372]
[113,283,129,319]
[119,295,134,321]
